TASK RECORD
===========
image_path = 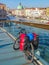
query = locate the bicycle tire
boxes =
[24,43,34,62]
[13,39,19,50]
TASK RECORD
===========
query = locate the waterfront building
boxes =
[17,3,23,10]
[9,9,16,16]
[16,3,24,17]
[0,3,6,10]
[24,8,33,18]
[31,8,41,18]
[10,3,24,17]
[10,7,47,19]
[24,8,46,19]
[0,3,7,20]
[9,3,48,20]
[16,9,24,17]
[33,8,46,17]
[46,8,49,17]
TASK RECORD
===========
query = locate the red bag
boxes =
[33,33,38,40]
[33,33,39,50]
[19,33,26,51]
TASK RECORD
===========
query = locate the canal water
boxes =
[3,22,49,64]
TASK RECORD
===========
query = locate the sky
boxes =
[0,0,49,9]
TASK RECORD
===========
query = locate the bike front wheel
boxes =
[13,39,19,50]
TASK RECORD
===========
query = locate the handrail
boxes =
[0,27,16,41]
[35,54,49,65]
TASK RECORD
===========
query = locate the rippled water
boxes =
[3,22,49,63]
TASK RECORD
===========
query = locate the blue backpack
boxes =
[27,33,39,50]
[27,33,34,41]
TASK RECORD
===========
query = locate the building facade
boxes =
[10,3,48,19]
[15,8,46,18]
[46,8,49,17]
[0,3,7,20]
